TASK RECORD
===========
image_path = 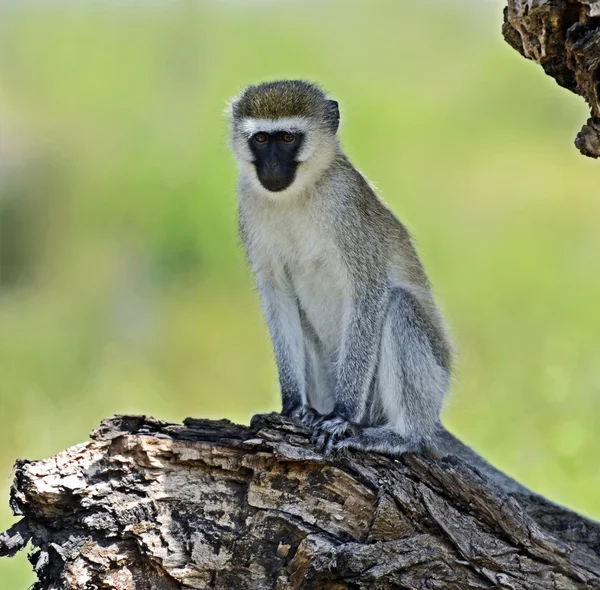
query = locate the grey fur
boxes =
[230,80,527,496]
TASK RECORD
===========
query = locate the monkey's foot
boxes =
[334,427,423,458]
[311,415,356,456]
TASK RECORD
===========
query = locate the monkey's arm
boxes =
[257,275,306,415]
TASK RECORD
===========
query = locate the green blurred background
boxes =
[1,0,599,585]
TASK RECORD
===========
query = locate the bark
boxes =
[503,0,600,158]
[1,413,599,589]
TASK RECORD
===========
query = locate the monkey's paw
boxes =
[286,405,324,428]
[311,415,356,456]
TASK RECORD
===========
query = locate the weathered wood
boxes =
[1,413,599,589]
[503,0,600,158]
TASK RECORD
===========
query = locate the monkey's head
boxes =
[229,80,340,196]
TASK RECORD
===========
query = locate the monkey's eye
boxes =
[253,133,268,144]
[281,132,295,143]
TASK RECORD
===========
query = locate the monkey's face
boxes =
[231,118,338,199]
[248,130,304,192]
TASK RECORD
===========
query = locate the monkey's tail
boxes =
[435,427,600,528]
[436,426,535,497]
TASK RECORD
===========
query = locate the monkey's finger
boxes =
[315,433,329,451]
[313,432,330,453]
[323,436,338,457]
[311,423,332,445]
[320,418,355,439]
[301,408,322,428]
[310,428,322,446]
[315,419,337,436]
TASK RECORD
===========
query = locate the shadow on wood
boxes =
[1,413,599,589]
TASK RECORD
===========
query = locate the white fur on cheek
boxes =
[296,132,318,163]
[231,133,254,163]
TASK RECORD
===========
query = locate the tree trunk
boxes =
[503,0,600,158]
[1,413,599,589]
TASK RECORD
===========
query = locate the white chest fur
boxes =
[246,196,348,355]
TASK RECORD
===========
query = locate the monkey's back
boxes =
[322,157,451,354]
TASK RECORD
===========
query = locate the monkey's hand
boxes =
[311,414,357,456]
[282,404,324,428]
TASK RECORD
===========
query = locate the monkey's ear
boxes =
[325,99,340,133]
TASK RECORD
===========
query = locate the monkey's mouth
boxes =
[258,173,296,192]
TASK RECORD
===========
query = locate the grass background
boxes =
[1,0,599,585]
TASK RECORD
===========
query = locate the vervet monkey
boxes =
[229,80,526,494]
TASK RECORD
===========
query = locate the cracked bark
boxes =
[503,0,600,158]
[1,413,599,589]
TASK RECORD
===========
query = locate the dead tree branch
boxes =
[1,413,599,589]
[503,0,600,157]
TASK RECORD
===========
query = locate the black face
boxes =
[248,131,304,192]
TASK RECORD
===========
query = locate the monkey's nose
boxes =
[265,160,280,173]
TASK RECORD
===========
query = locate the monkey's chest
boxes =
[291,262,345,351]
[258,209,347,352]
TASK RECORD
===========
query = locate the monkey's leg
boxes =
[288,348,333,427]
[303,350,361,435]
[312,283,389,453]
[335,288,449,456]
[297,317,335,428]
[257,277,307,417]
